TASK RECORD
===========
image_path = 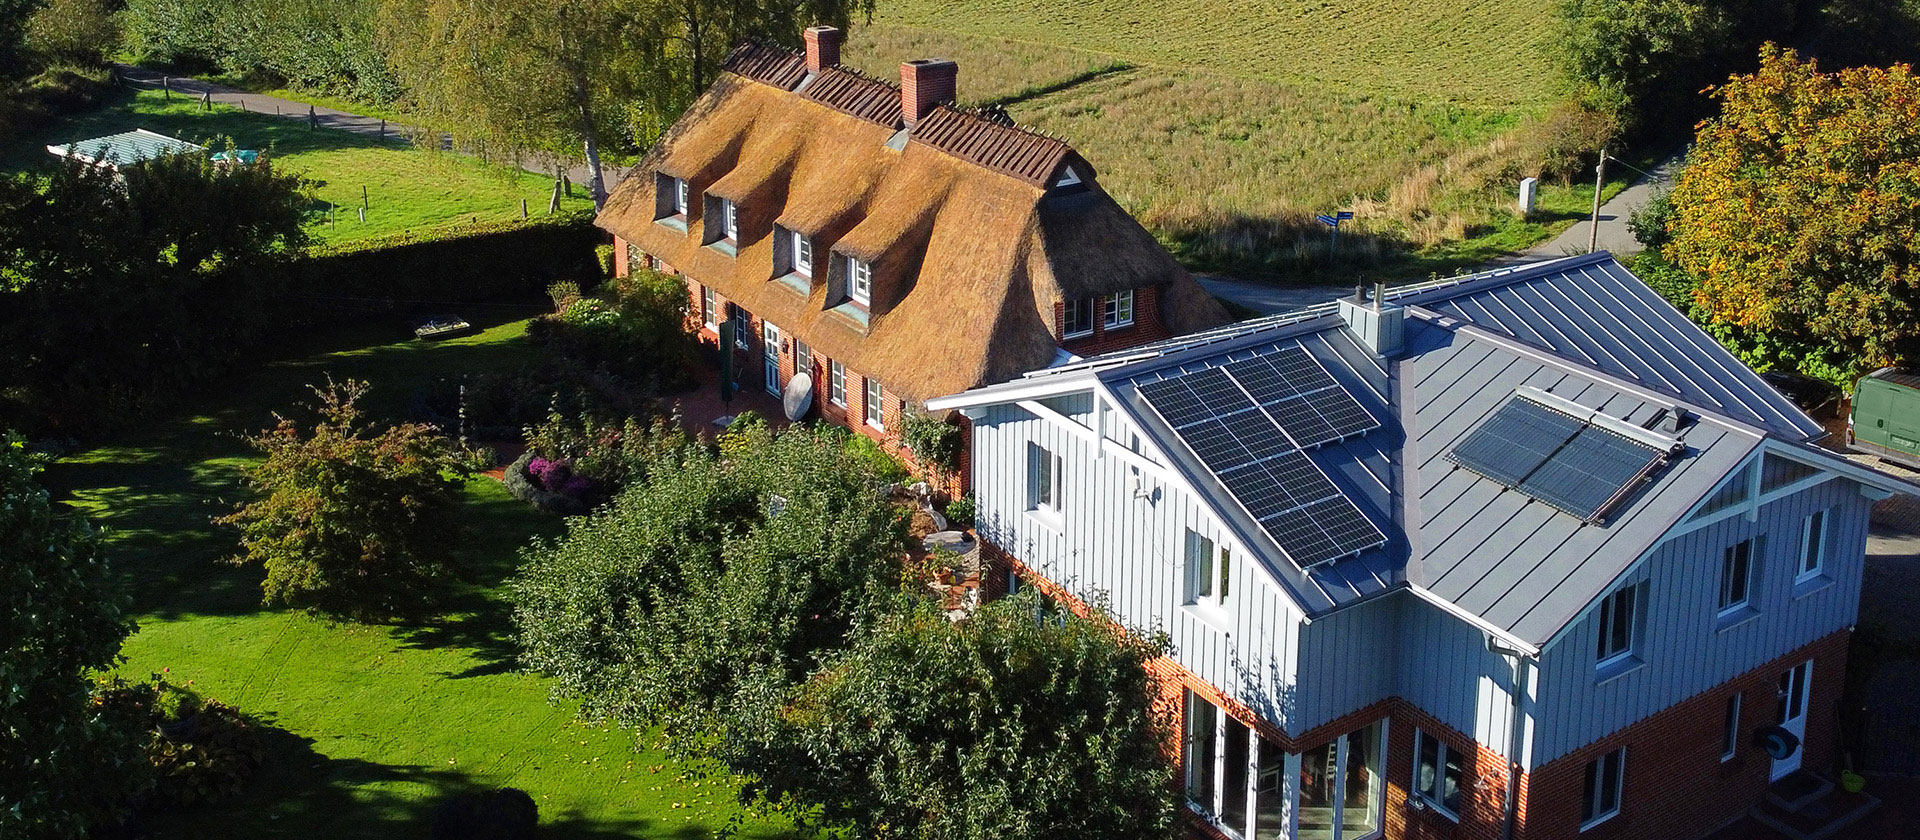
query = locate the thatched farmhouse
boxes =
[596,26,1228,480]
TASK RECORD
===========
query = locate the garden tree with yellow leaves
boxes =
[1665,47,1920,384]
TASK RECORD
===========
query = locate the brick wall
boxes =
[1520,629,1850,840]
[986,539,1853,840]
[656,262,968,496]
[1059,285,1175,357]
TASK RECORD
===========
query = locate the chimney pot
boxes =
[804,26,842,73]
[900,58,958,129]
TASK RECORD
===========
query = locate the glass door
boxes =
[763,322,781,395]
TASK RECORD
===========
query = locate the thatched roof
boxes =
[597,41,1229,401]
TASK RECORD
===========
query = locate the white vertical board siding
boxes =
[1394,597,1522,761]
[1292,596,1396,733]
[974,401,1309,732]
[1531,478,1870,765]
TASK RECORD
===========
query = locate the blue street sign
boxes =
[1316,214,1338,227]
[1337,211,1354,220]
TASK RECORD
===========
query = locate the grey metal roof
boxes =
[938,255,1837,644]
[46,129,204,169]
[1401,254,1825,442]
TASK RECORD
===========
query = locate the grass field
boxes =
[843,18,1623,281]
[4,89,593,247]
[42,321,791,839]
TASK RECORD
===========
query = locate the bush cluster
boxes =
[123,0,400,104]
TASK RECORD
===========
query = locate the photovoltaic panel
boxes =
[1447,394,1670,522]
[1221,347,1378,449]
[1222,347,1336,404]
[1301,388,1377,439]
[1265,395,1339,449]
[1446,398,1586,487]
[1136,368,1254,429]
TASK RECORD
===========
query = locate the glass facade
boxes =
[1183,689,1386,840]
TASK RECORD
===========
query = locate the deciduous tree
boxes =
[219,380,473,619]
[0,433,152,839]
[1665,47,1920,380]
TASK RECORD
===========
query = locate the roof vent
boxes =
[901,58,957,129]
[804,25,841,73]
[1338,281,1405,357]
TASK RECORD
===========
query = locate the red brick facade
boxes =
[980,538,1851,840]
[1058,286,1175,358]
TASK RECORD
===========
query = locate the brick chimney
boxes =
[900,59,957,129]
[804,25,841,73]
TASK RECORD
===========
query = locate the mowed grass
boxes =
[3,89,593,247]
[845,23,1615,281]
[42,321,794,839]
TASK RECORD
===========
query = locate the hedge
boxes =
[280,211,603,327]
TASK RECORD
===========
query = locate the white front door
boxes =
[763,322,782,395]
[1772,659,1813,780]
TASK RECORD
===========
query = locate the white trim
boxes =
[1015,399,1098,443]
[1796,509,1829,583]
[1720,692,1742,762]
[1407,585,1541,656]
[864,378,885,430]
[848,256,872,306]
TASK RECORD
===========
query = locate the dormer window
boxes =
[793,233,813,277]
[672,177,689,215]
[848,257,872,306]
[720,198,737,241]
[1063,298,1095,338]
[1055,166,1083,188]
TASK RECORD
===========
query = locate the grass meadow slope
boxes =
[843,3,1620,281]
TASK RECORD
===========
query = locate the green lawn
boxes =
[42,321,792,839]
[4,89,593,247]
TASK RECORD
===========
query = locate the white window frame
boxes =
[701,287,718,331]
[793,231,813,277]
[1721,692,1742,762]
[1028,442,1062,514]
[1797,509,1828,583]
[829,360,847,407]
[1412,728,1462,820]
[1596,585,1638,668]
[719,197,738,241]
[1579,748,1625,830]
[848,256,872,306]
[1717,539,1754,616]
[1103,289,1135,329]
[794,339,812,377]
[731,306,750,350]
[1063,297,1095,338]
[864,378,884,430]
[673,177,689,215]
[1184,530,1232,609]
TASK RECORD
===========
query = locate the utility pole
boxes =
[1589,144,1608,254]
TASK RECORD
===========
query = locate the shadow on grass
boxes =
[139,720,726,840]
[43,322,548,626]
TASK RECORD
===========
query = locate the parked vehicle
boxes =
[1849,368,1920,469]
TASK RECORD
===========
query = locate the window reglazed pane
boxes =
[1222,717,1249,831]
[1184,691,1216,810]
[1417,731,1440,801]
[1345,722,1383,834]
[1297,739,1336,840]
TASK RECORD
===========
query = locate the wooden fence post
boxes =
[308,105,317,130]
[202,90,211,111]
[520,198,529,220]
[162,76,170,101]
[362,186,369,209]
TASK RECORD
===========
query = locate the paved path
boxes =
[1512,153,1682,261]
[111,65,625,195]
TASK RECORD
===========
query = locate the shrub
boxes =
[26,0,119,66]
[1516,96,1619,183]
[140,685,266,809]
[218,379,474,619]
[522,268,699,407]
[898,408,961,473]
[522,410,687,494]
[943,493,976,529]
[718,410,769,460]
[841,431,909,485]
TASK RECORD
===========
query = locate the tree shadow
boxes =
[136,719,764,839]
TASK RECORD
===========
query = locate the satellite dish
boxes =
[783,372,814,421]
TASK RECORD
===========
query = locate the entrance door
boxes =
[1773,659,1812,780]
[763,323,782,395]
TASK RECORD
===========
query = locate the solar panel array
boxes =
[1136,346,1385,567]
[1446,394,1670,522]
